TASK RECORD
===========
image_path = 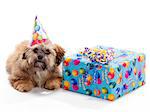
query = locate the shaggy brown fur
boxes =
[6,40,65,92]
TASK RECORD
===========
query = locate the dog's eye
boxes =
[33,48,38,53]
[45,49,51,55]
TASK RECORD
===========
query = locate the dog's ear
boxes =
[53,44,65,66]
[22,48,30,60]
[14,41,30,60]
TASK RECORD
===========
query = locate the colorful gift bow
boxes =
[78,47,115,64]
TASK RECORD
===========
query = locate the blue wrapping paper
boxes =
[62,46,145,101]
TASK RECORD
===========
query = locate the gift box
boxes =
[62,46,145,101]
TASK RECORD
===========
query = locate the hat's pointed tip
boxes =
[35,16,38,20]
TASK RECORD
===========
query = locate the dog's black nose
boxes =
[38,55,43,60]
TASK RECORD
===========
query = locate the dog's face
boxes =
[28,44,56,71]
[18,41,65,72]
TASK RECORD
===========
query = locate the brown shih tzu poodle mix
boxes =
[6,40,65,92]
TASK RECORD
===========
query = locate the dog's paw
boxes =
[13,80,34,92]
[44,77,62,90]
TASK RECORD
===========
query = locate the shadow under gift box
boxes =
[62,46,145,101]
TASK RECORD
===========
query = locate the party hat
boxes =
[31,16,51,46]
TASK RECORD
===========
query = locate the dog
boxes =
[6,40,65,92]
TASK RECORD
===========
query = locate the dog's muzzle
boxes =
[34,60,46,70]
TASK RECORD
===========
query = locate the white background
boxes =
[0,0,150,112]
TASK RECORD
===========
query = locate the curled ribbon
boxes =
[78,47,115,64]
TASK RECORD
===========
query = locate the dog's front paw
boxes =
[12,80,34,92]
[45,77,62,90]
